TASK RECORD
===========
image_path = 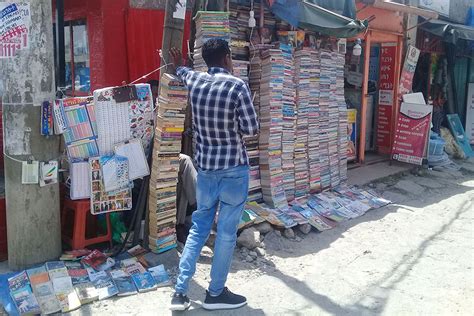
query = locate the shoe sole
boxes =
[202,301,247,310]
[169,302,191,311]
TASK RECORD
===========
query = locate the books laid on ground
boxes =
[148,264,172,287]
[131,272,158,293]
[109,269,137,296]
[123,262,147,275]
[45,261,69,279]
[81,249,115,271]
[87,268,119,300]
[51,276,82,312]
[8,271,41,316]
[31,281,62,315]
[60,249,92,261]
[65,261,98,304]
[26,266,49,287]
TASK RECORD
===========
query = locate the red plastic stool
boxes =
[61,198,112,250]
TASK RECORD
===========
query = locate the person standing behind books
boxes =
[169,39,259,311]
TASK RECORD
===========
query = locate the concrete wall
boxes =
[1,0,62,269]
[448,0,471,24]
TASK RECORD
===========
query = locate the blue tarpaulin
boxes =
[267,0,367,38]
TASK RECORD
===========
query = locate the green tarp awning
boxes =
[420,18,474,44]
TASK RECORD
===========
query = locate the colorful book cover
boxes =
[46,261,69,279]
[8,271,30,292]
[32,281,62,315]
[148,264,172,287]
[10,286,41,315]
[87,269,119,300]
[51,276,82,312]
[74,282,99,304]
[109,269,137,297]
[26,266,49,286]
[131,272,158,293]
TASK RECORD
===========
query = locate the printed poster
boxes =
[347,109,357,162]
[392,102,432,165]
[89,157,132,215]
[0,2,30,58]
[377,43,397,154]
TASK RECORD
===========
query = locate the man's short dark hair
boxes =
[202,39,230,66]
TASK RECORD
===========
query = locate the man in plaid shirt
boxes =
[169,39,259,311]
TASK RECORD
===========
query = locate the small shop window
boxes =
[64,20,90,95]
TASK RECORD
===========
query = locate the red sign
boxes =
[399,45,420,96]
[376,43,397,153]
[392,102,432,165]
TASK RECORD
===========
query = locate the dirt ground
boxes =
[1,160,472,315]
[63,159,473,316]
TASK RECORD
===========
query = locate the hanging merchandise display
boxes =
[94,84,154,156]
[54,96,99,159]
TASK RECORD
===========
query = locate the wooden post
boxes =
[161,0,188,77]
[358,31,372,164]
[1,0,62,269]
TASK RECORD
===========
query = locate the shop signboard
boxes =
[392,102,432,165]
[399,45,420,96]
[466,83,474,145]
[376,43,397,154]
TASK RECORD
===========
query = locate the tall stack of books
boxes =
[247,45,272,202]
[328,52,340,187]
[148,74,187,253]
[319,49,332,190]
[308,50,321,193]
[293,48,311,200]
[194,11,230,71]
[336,52,348,182]
[259,48,288,209]
[229,3,250,61]
[280,43,296,202]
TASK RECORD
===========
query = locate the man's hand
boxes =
[170,47,183,68]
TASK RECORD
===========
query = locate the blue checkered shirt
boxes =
[176,66,259,171]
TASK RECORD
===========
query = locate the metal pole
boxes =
[358,31,372,164]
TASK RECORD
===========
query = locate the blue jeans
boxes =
[175,164,249,296]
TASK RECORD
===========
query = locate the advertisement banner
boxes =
[376,43,397,153]
[347,109,357,161]
[399,45,420,96]
[392,102,433,165]
[0,2,30,59]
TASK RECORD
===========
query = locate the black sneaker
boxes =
[170,292,191,311]
[202,287,247,310]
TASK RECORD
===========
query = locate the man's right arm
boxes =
[176,66,194,86]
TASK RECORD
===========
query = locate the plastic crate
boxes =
[429,138,445,157]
